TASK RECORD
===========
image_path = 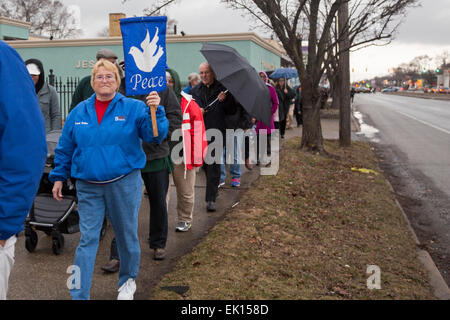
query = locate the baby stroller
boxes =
[24,130,107,255]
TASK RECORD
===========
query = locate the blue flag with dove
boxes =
[120,16,167,96]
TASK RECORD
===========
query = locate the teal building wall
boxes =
[9,34,281,86]
[0,17,29,40]
[8,33,282,118]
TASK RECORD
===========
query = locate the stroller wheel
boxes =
[25,230,38,253]
[52,233,64,255]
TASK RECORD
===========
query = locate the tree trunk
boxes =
[332,83,340,109]
[338,2,351,147]
[300,84,324,152]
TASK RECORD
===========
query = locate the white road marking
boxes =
[393,110,450,136]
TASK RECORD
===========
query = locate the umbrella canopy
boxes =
[200,43,271,127]
[269,68,298,79]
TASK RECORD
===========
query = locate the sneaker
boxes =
[153,248,166,260]
[175,221,191,232]
[117,278,136,300]
[231,178,241,187]
[218,180,225,188]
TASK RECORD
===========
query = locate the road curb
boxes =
[384,178,450,300]
[350,109,360,133]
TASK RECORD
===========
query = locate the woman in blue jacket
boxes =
[49,59,169,300]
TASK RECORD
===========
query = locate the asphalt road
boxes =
[353,93,450,285]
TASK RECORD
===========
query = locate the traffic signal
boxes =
[436,68,441,73]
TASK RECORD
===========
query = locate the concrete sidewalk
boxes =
[7,118,355,300]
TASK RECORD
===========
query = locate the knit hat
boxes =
[96,48,118,60]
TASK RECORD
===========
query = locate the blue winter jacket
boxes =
[49,93,169,183]
[0,41,47,240]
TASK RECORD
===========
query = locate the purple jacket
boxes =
[256,72,279,134]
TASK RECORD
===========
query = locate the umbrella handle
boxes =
[206,90,229,109]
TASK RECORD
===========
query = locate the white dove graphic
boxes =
[128,28,164,73]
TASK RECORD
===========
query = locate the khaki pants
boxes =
[286,104,295,129]
[172,163,196,224]
[0,235,16,300]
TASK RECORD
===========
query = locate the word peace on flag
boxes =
[120,16,167,95]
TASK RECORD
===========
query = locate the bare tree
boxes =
[0,0,82,39]
[120,0,416,152]
[97,26,110,38]
[435,50,449,69]
[338,1,350,147]
[222,0,417,153]
[122,0,179,34]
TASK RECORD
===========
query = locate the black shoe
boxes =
[207,201,216,212]
[245,158,253,170]
[154,248,166,260]
[101,259,120,273]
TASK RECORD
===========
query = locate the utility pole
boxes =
[338,0,351,147]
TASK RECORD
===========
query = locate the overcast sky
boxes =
[64,0,450,81]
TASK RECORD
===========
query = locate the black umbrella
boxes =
[200,43,272,127]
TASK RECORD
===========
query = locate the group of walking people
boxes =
[0,43,303,300]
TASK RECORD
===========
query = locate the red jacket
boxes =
[180,91,207,171]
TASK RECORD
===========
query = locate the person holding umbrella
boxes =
[274,78,295,139]
[190,62,237,212]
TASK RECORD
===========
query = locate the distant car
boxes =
[359,87,371,93]
[381,87,397,93]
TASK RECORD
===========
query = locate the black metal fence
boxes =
[47,69,80,120]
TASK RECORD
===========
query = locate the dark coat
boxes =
[69,75,94,113]
[294,88,303,114]
[224,103,253,131]
[189,79,237,134]
[275,85,295,121]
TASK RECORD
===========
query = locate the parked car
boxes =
[359,87,372,93]
[381,87,398,93]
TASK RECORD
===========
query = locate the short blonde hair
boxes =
[91,59,121,90]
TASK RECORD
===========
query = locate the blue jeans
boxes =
[70,170,142,300]
[221,131,243,181]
